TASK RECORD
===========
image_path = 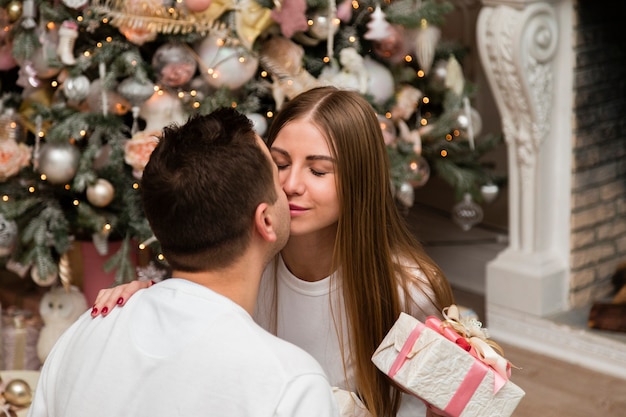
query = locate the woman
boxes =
[93,86,455,417]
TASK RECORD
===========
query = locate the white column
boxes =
[476,0,574,320]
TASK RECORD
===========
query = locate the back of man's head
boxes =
[141,108,277,272]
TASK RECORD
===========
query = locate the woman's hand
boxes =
[91,280,153,317]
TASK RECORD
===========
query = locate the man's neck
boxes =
[173,262,263,315]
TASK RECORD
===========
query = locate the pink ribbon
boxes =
[387,320,500,416]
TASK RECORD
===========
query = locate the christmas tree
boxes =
[0,0,503,287]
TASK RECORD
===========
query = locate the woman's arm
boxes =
[91,280,153,316]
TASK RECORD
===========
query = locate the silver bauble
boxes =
[86,178,115,207]
[117,77,156,107]
[37,142,81,185]
[0,213,18,256]
[430,59,448,91]
[3,378,33,407]
[63,74,91,102]
[452,193,484,231]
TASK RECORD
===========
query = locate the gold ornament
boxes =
[59,251,73,291]
[6,0,23,22]
[3,379,33,407]
[86,178,115,207]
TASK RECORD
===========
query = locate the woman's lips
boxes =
[289,204,307,215]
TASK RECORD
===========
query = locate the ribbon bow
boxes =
[427,304,512,393]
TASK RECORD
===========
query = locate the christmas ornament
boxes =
[86,178,115,207]
[185,0,213,12]
[3,379,33,407]
[137,261,168,283]
[0,107,26,142]
[363,56,395,106]
[20,0,36,29]
[445,55,465,96]
[0,213,18,256]
[139,90,187,133]
[481,182,500,204]
[86,79,131,115]
[405,155,430,188]
[258,35,320,110]
[396,181,414,208]
[454,105,482,141]
[62,0,89,8]
[117,76,156,133]
[0,10,17,69]
[63,74,91,102]
[6,259,30,278]
[452,193,484,231]
[414,19,441,75]
[308,11,340,40]
[37,142,81,185]
[364,6,391,41]
[152,43,197,88]
[37,285,88,363]
[246,113,267,136]
[270,0,308,38]
[58,251,72,290]
[57,21,79,66]
[6,0,23,22]
[196,35,259,90]
[31,266,58,286]
[234,0,274,50]
[430,59,448,90]
[373,25,407,64]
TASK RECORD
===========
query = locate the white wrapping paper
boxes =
[332,387,371,417]
[371,313,524,417]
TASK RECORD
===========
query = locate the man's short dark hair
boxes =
[141,108,277,271]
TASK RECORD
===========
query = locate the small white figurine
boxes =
[37,285,88,363]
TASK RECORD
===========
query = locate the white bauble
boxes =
[63,75,91,102]
[37,142,81,185]
[363,56,395,105]
[86,178,115,207]
[195,35,259,90]
[139,90,188,133]
[480,183,499,204]
[246,113,267,136]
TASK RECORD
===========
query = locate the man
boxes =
[28,109,339,417]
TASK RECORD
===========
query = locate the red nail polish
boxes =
[116,297,124,305]
[101,307,108,315]
[150,280,156,286]
[91,307,98,316]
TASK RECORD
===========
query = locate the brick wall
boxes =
[570,1,626,307]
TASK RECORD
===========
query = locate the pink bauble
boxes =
[185,0,212,12]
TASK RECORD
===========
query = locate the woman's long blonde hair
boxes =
[266,86,455,417]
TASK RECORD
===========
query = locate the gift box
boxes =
[1,308,42,371]
[332,387,371,417]
[371,310,525,417]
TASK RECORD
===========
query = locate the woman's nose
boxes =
[281,169,304,195]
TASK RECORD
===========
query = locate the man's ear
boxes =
[254,202,277,243]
